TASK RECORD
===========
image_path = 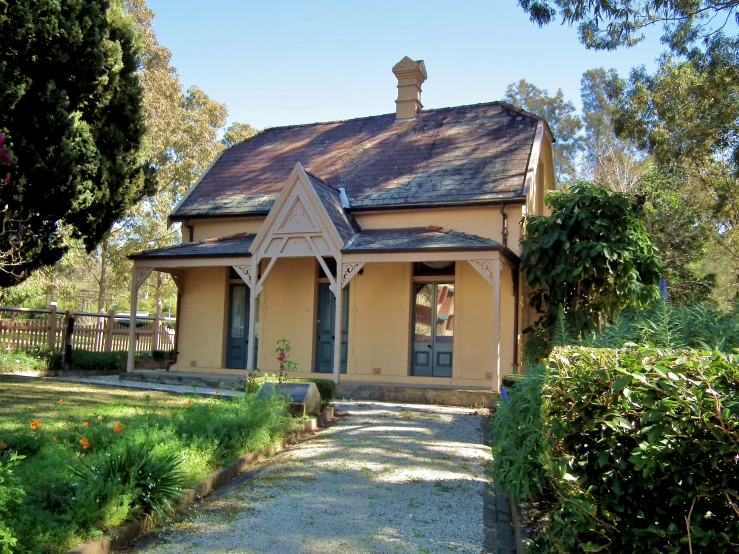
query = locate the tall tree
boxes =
[0,0,153,286]
[580,68,645,192]
[223,122,259,148]
[504,80,583,183]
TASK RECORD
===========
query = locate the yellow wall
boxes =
[345,262,412,378]
[354,205,523,256]
[256,258,317,374]
[173,267,228,372]
[190,217,265,242]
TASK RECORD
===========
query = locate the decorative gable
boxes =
[249,163,351,259]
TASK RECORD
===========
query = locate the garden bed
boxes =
[0,378,300,553]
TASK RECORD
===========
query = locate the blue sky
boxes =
[147,0,666,129]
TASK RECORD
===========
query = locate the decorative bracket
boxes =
[341,262,364,289]
[468,259,496,287]
[232,265,254,288]
[164,270,185,294]
[134,267,154,291]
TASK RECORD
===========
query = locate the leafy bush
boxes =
[0,451,24,554]
[151,349,175,362]
[66,350,126,371]
[1,385,293,553]
[490,365,548,503]
[590,301,739,352]
[0,346,55,373]
[71,442,184,520]
[538,346,739,553]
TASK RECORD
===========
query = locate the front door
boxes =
[315,283,349,374]
[412,283,455,377]
[226,284,251,369]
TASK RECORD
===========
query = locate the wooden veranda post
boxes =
[127,266,153,372]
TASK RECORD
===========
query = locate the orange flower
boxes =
[113,423,122,433]
[209,407,213,412]
[187,399,192,405]
[215,389,220,395]
[59,399,64,404]
[83,421,89,427]
[79,438,89,450]
[30,420,40,430]
[52,435,57,441]
[1,443,6,449]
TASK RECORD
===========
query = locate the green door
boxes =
[412,283,454,377]
[315,283,349,374]
[226,284,254,369]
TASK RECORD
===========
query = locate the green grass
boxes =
[0,378,294,553]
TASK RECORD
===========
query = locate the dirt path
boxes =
[135,402,514,554]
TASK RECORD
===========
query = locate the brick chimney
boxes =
[392,56,427,120]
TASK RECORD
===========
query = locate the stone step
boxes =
[119,370,246,390]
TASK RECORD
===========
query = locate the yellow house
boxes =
[128,57,555,393]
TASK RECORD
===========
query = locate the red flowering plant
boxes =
[276,339,299,384]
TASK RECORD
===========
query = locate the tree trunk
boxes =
[97,239,109,313]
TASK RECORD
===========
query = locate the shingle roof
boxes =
[172,102,539,219]
[129,233,255,260]
[305,172,359,244]
[342,227,504,253]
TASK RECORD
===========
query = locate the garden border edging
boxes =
[66,406,335,554]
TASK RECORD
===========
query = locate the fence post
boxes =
[152,312,160,353]
[47,304,57,350]
[62,310,74,369]
[105,309,115,353]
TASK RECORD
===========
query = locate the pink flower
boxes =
[0,133,4,146]
[277,352,286,362]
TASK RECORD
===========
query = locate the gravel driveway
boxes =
[134,402,513,554]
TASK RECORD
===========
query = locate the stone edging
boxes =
[509,497,529,554]
[66,406,335,554]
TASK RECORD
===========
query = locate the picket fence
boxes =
[0,306,176,354]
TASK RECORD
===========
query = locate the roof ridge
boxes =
[233,101,537,137]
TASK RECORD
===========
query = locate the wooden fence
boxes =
[0,306,176,354]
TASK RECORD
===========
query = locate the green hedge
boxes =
[0,347,170,373]
[294,378,336,410]
[521,346,739,553]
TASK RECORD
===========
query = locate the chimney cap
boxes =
[392,56,427,80]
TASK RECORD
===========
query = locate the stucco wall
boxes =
[174,266,228,372]
[190,217,265,242]
[345,262,412,378]
[257,257,317,374]
[353,206,523,256]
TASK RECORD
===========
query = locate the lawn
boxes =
[0,377,293,553]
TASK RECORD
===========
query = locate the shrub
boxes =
[292,378,336,410]
[490,365,548,503]
[71,441,184,520]
[539,346,739,553]
[151,349,175,362]
[0,451,24,554]
[0,346,55,373]
[67,350,126,371]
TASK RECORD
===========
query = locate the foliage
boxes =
[517,0,739,51]
[0,378,293,552]
[0,346,54,373]
[295,378,336,411]
[589,301,739,352]
[0,451,24,554]
[276,339,299,384]
[490,365,548,503]
[0,0,153,286]
[536,346,739,553]
[579,68,646,192]
[66,350,127,372]
[521,182,663,339]
[222,122,259,148]
[504,80,582,183]
[636,169,716,303]
[71,442,184,519]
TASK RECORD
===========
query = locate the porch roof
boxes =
[342,226,504,253]
[129,233,255,260]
